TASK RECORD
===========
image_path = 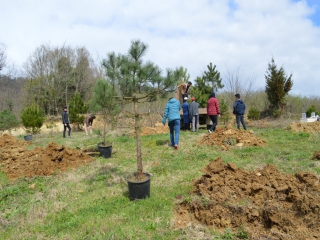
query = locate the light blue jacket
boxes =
[162,98,181,124]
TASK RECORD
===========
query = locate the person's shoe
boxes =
[174,145,178,150]
[208,130,212,133]
[68,136,71,138]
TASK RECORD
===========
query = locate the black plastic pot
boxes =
[97,142,112,158]
[24,135,33,141]
[126,173,151,201]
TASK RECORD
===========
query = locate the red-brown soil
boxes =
[312,151,320,160]
[175,157,320,239]
[0,134,94,181]
[198,125,267,150]
[288,121,320,133]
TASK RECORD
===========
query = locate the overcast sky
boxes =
[1,0,320,96]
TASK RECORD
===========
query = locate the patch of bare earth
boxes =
[175,157,320,239]
[312,151,320,161]
[0,134,94,181]
[198,125,267,150]
[288,121,320,133]
[134,123,169,136]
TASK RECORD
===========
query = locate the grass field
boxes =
[1,123,320,239]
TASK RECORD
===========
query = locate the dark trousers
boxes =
[236,115,246,130]
[63,123,71,137]
[209,115,218,132]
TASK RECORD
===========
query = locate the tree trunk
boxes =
[134,100,143,177]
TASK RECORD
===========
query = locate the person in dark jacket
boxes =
[84,114,96,135]
[207,93,220,133]
[182,97,191,130]
[189,97,200,132]
[62,106,71,138]
[162,97,181,149]
[233,93,247,130]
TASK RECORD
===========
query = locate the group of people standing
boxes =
[61,85,247,152]
[162,89,247,150]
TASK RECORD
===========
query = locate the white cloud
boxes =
[1,0,320,95]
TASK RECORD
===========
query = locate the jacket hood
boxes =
[237,99,244,104]
[168,98,179,104]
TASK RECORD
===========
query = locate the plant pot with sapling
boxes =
[90,79,120,158]
[102,39,178,200]
[20,104,45,141]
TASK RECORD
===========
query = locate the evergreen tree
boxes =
[0,109,19,131]
[90,79,120,145]
[68,92,88,130]
[192,76,212,107]
[102,39,178,179]
[21,104,45,134]
[203,63,224,93]
[265,58,293,112]
[193,63,223,107]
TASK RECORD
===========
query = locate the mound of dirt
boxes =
[175,157,320,239]
[288,121,320,133]
[198,125,266,150]
[0,133,31,148]
[312,151,320,160]
[0,134,94,181]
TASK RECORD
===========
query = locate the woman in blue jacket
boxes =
[162,97,181,149]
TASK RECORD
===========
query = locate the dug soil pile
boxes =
[288,121,320,133]
[175,157,320,239]
[198,125,266,150]
[0,134,94,181]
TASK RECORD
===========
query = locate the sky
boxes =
[1,0,320,96]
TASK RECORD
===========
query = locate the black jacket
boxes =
[62,111,70,124]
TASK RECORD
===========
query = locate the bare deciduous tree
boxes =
[0,43,7,73]
[223,64,257,106]
[22,43,98,115]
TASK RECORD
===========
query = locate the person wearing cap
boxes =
[182,97,191,130]
[162,97,181,149]
[84,114,96,135]
[189,97,200,132]
[207,92,220,133]
[62,106,71,138]
[233,93,247,130]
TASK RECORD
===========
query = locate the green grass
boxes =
[1,126,320,239]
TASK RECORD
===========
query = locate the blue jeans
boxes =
[168,119,180,147]
[236,115,246,130]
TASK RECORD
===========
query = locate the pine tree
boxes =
[203,63,224,93]
[265,58,293,113]
[68,92,88,130]
[102,39,178,179]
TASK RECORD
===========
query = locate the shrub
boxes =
[247,107,260,120]
[219,99,231,124]
[21,105,46,134]
[0,109,20,131]
[306,105,318,118]
[273,109,281,118]
[69,92,88,130]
